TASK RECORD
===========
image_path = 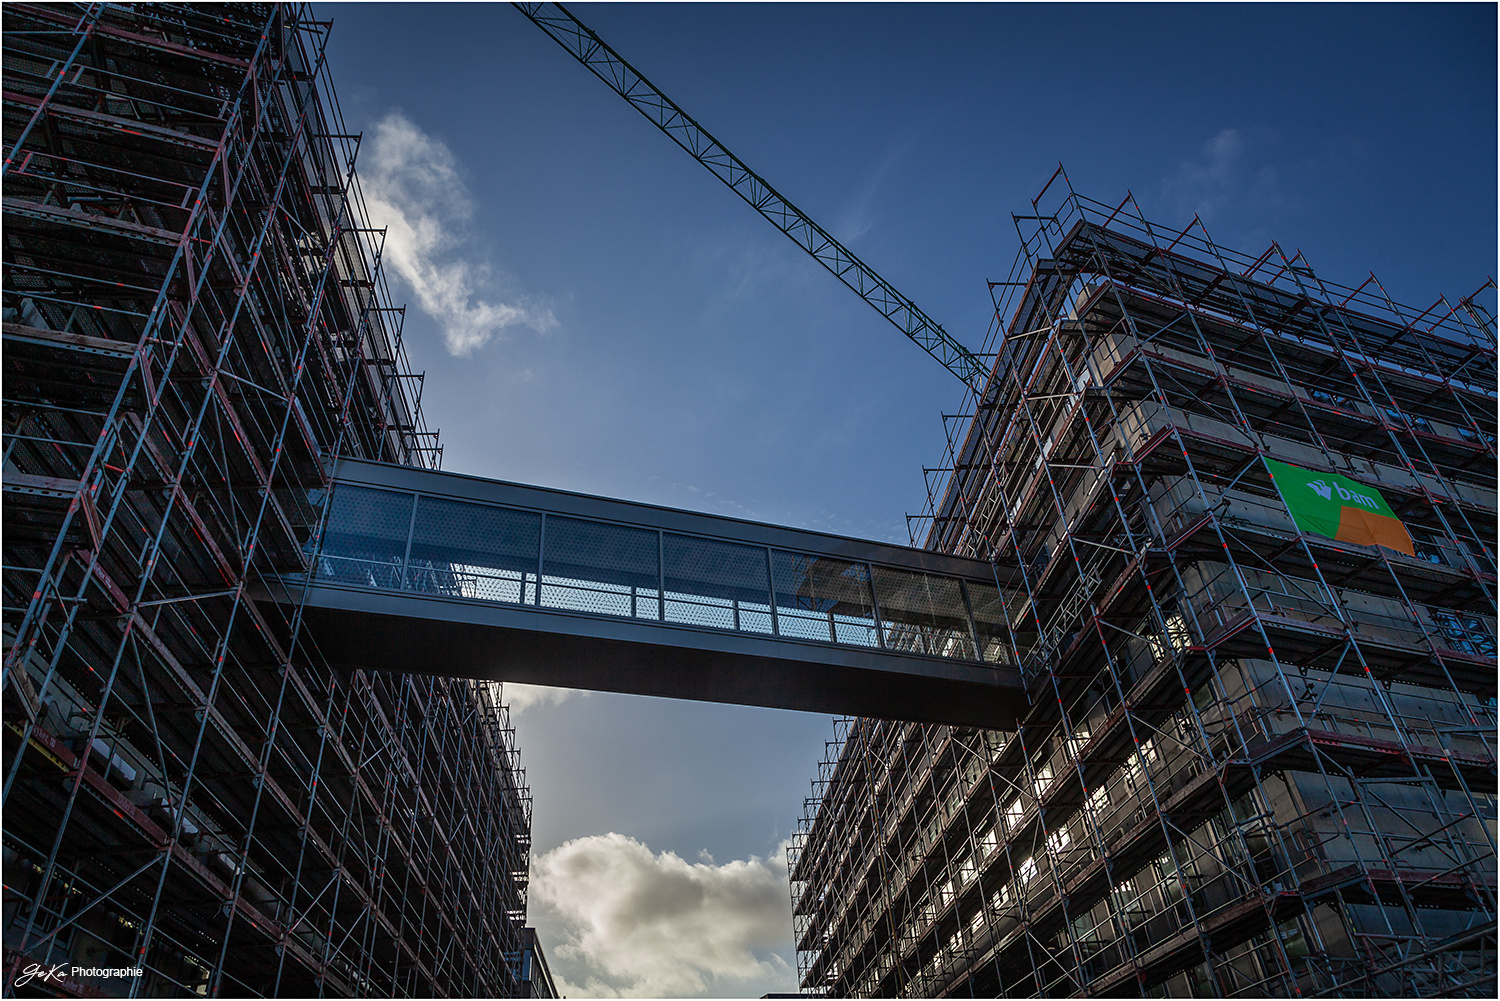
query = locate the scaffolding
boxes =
[2,4,532,996]
[790,173,1497,998]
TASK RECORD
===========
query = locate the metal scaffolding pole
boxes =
[791,177,1496,998]
[2,5,533,996]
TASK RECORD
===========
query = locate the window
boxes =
[1430,609,1496,657]
[1032,760,1053,799]
[1164,613,1191,650]
[1110,876,1138,912]
[1308,387,1357,411]
[1408,525,1453,567]
[1065,723,1092,758]
[1155,851,1191,901]
[1070,910,1101,948]
[1087,784,1111,820]
[992,882,1011,911]
[1456,425,1496,450]
[1139,737,1160,764]
[1146,610,1191,662]
[1382,403,1433,432]
[1278,918,1310,969]
[1124,739,1158,790]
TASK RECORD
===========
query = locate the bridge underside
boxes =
[282,458,1032,729]
[297,585,1029,727]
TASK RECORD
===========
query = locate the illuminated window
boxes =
[1032,760,1053,799]
[1087,784,1111,820]
[1065,723,1092,758]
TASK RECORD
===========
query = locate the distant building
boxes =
[3,4,532,995]
[519,927,559,998]
[790,187,1497,997]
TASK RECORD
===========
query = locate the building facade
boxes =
[790,184,1497,997]
[3,4,533,995]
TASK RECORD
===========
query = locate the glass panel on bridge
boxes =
[771,552,880,647]
[872,566,977,660]
[318,485,412,589]
[664,534,774,633]
[312,478,1014,665]
[540,515,660,619]
[406,495,541,604]
[965,581,1016,665]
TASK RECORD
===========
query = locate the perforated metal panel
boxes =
[772,551,879,647]
[633,587,662,621]
[541,516,660,617]
[317,484,413,589]
[406,495,540,603]
[663,534,774,632]
[871,566,976,659]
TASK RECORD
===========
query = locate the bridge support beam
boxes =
[296,583,1030,728]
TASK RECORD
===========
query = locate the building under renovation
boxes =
[2,4,533,995]
[790,183,1497,997]
[4,2,1495,999]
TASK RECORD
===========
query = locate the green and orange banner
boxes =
[1263,457,1414,556]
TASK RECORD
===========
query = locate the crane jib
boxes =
[514,1,991,394]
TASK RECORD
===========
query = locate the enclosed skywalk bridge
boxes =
[268,458,1031,728]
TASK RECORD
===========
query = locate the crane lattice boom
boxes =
[515,1,991,393]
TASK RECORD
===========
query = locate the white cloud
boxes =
[833,137,911,244]
[529,833,795,997]
[1161,127,1281,225]
[711,231,809,303]
[362,111,555,355]
[503,682,585,715]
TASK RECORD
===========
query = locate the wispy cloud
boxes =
[362,111,555,355]
[529,833,794,997]
[701,231,809,303]
[833,137,912,244]
[502,682,585,715]
[669,481,759,520]
[1161,127,1282,224]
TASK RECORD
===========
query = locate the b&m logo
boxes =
[1307,478,1377,510]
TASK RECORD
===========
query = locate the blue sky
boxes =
[323,3,1496,995]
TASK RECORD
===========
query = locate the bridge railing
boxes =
[304,461,1020,669]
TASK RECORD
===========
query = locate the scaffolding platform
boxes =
[790,179,1496,998]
